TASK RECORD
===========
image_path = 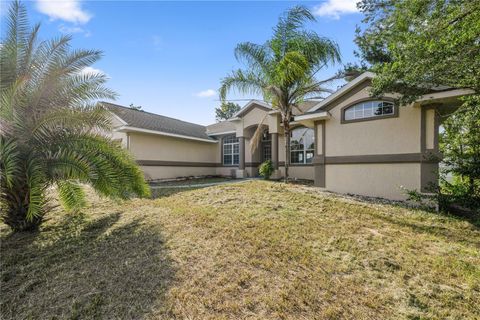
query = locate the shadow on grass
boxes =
[1,211,175,319]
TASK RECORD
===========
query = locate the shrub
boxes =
[259,160,274,180]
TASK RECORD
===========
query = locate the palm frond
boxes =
[25,155,47,221]
[235,42,272,74]
[57,180,86,212]
[249,114,268,153]
[0,137,21,189]
[219,69,266,101]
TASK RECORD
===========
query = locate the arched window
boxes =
[290,127,314,164]
[343,100,395,122]
[223,135,239,165]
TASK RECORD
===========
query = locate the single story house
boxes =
[104,72,471,200]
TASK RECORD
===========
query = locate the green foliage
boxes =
[220,6,340,180]
[356,0,480,105]
[439,97,480,209]
[357,0,480,209]
[0,1,150,232]
[259,160,274,180]
[215,102,241,121]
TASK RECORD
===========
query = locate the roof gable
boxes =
[233,100,272,118]
[307,72,375,113]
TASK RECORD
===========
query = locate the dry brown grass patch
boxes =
[1,181,479,319]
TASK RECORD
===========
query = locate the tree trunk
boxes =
[1,188,43,232]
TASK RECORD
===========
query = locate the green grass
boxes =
[1,181,479,319]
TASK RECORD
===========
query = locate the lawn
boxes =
[1,181,479,319]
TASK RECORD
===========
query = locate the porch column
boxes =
[314,121,326,188]
[271,133,279,169]
[239,136,245,170]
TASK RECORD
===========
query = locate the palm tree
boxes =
[0,1,150,232]
[220,6,341,181]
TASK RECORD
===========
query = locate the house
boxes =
[103,72,471,200]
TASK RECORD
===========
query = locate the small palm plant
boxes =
[0,1,150,232]
[220,6,341,181]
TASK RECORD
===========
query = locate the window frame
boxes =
[222,135,240,166]
[290,126,315,165]
[341,98,398,124]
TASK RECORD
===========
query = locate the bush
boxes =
[259,160,274,180]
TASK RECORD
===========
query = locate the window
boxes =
[290,127,314,164]
[261,129,271,162]
[223,135,239,165]
[344,100,395,122]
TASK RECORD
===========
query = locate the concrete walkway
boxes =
[149,178,260,189]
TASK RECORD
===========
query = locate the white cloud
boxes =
[79,66,106,77]
[196,89,217,98]
[36,0,91,24]
[312,0,359,19]
[59,24,91,37]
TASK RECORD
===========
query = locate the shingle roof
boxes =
[101,102,215,141]
[206,121,236,135]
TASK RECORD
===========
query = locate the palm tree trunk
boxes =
[1,187,43,232]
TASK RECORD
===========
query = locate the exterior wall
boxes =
[242,107,269,130]
[289,166,314,180]
[127,132,220,180]
[325,163,421,200]
[325,86,421,156]
[129,132,219,162]
[216,167,237,177]
[314,82,439,200]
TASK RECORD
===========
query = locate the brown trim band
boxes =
[138,160,220,167]
[324,153,440,164]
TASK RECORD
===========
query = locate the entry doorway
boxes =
[261,129,271,163]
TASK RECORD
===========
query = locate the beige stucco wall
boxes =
[216,167,237,177]
[288,166,314,180]
[325,163,421,200]
[128,132,220,162]
[325,86,421,156]
[242,107,269,130]
[122,132,221,180]
[110,131,128,149]
[425,108,435,150]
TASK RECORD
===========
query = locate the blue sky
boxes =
[1,0,364,125]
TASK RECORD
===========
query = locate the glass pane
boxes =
[233,154,239,165]
[224,135,238,144]
[233,144,239,154]
[223,155,232,165]
[383,103,393,114]
[364,103,373,117]
[291,151,304,164]
[374,103,383,115]
[291,140,303,150]
[224,144,232,154]
[345,109,355,120]
[306,150,314,163]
